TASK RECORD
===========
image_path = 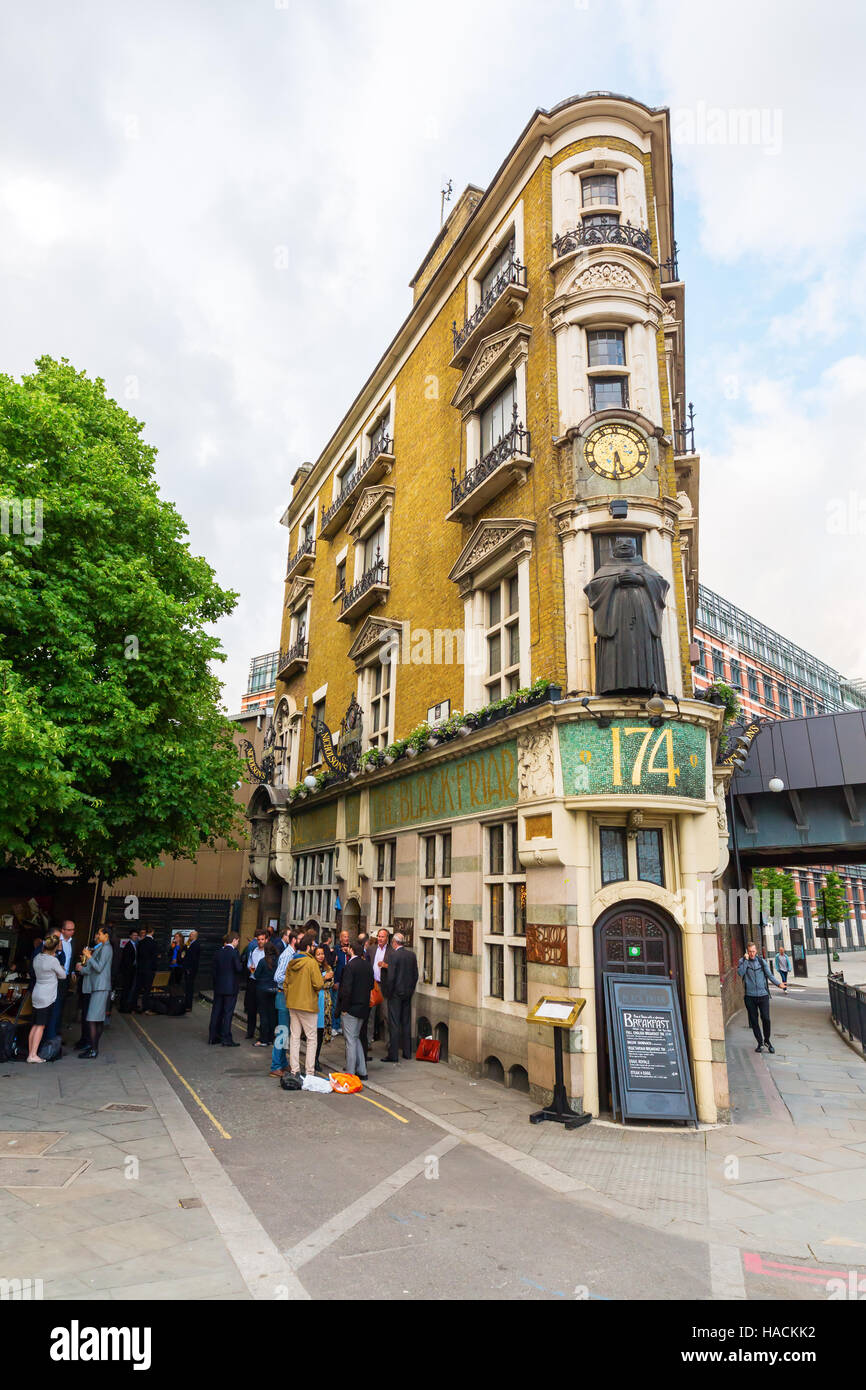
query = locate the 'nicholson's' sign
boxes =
[370,741,517,833]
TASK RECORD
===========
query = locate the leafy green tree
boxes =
[0,357,243,880]
[816,871,850,933]
[752,867,800,926]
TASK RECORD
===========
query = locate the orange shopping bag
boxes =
[329,1072,363,1093]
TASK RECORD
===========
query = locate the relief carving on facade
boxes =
[272,809,293,884]
[571,261,640,292]
[518,723,555,801]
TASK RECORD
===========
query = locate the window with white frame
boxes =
[419,831,452,988]
[480,234,516,300]
[485,574,521,702]
[581,172,618,209]
[372,840,396,929]
[336,451,357,494]
[291,849,336,927]
[480,376,518,457]
[368,653,393,749]
[483,820,526,1003]
[290,597,310,648]
[587,327,628,411]
[300,512,315,547]
[367,409,390,458]
[363,520,386,574]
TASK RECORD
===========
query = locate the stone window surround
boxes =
[358,647,395,752]
[298,501,317,552]
[554,496,684,701]
[551,147,648,243]
[371,838,397,930]
[594,814,672,893]
[481,817,527,1012]
[418,829,452,989]
[465,200,524,317]
[449,519,535,711]
[346,487,394,585]
[462,353,528,476]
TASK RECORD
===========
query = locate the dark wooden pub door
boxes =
[594,905,686,1113]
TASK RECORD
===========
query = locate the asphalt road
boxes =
[127,1000,713,1301]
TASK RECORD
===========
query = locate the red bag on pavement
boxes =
[415,1038,440,1063]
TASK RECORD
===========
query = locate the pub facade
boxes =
[249,93,733,1122]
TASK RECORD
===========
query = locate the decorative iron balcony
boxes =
[452,259,528,360]
[286,535,315,579]
[319,433,394,538]
[552,220,652,259]
[450,404,531,517]
[339,554,389,622]
[276,633,309,680]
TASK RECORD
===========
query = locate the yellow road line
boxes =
[128,1016,232,1140]
[358,1093,409,1123]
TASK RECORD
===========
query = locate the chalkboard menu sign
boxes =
[603,973,697,1126]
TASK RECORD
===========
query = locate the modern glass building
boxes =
[694,584,866,952]
[240,650,279,713]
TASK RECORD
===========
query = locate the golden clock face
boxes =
[583,423,649,481]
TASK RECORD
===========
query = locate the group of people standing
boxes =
[116,927,200,1015]
[208,921,419,1082]
[27,921,114,1061]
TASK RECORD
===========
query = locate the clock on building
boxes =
[583,423,648,481]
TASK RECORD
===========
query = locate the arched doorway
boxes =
[593,901,686,1114]
[342,895,360,935]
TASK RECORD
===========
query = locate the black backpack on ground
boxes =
[38,1036,62,1062]
[280,1072,302,1091]
[0,1019,19,1063]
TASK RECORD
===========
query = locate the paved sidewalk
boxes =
[346,971,866,1281]
[0,1016,305,1301]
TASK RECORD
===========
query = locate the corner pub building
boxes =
[248,93,735,1123]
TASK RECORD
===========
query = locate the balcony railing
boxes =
[319,433,394,537]
[277,634,309,679]
[660,242,680,282]
[452,259,527,357]
[552,220,652,259]
[286,535,315,577]
[451,404,531,510]
[340,555,389,616]
[674,401,696,455]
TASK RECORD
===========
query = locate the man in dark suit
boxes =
[241,929,267,1040]
[134,926,158,1013]
[183,930,201,1013]
[209,932,243,1046]
[117,930,139,1013]
[383,933,419,1063]
[41,919,77,1042]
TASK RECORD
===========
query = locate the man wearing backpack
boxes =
[738,941,787,1053]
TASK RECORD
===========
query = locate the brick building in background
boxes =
[249,92,741,1124]
[694,584,866,955]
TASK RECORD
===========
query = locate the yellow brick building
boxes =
[249,94,732,1122]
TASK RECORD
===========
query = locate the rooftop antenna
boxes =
[440,178,453,226]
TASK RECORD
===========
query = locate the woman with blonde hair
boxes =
[28,933,65,1062]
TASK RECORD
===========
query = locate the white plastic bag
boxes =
[301,1074,332,1093]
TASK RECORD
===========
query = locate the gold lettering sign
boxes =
[527,924,568,966]
[370,742,517,833]
[524,813,553,841]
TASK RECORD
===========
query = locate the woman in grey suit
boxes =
[76,927,113,1058]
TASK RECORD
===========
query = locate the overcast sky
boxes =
[2,0,864,709]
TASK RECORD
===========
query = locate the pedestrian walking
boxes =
[254,941,280,1047]
[209,932,243,1046]
[738,941,787,1053]
[75,927,114,1058]
[27,933,66,1062]
[383,932,418,1064]
[183,929,201,1012]
[774,947,791,984]
[283,931,324,1078]
[338,939,373,1080]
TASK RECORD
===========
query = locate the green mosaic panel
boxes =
[344,791,360,840]
[290,800,338,851]
[370,740,517,833]
[559,719,707,799]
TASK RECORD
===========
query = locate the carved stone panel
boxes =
[452,919,474,956]
[517,724,555,802]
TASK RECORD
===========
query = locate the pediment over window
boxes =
[285,575,314,611]
[347,614,405,669]
[451,323,531,413]
[346,485,395,540]
[448,517,536,596]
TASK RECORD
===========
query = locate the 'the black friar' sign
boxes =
[603,973,697,1127]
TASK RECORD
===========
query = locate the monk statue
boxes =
[583,536,669,695]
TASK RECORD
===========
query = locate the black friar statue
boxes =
[583,535,669,696]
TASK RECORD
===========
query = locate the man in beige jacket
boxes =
[282,932,325,1076]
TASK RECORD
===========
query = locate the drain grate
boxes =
[99,1103,151,1113]
[178,1197,203,1209]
